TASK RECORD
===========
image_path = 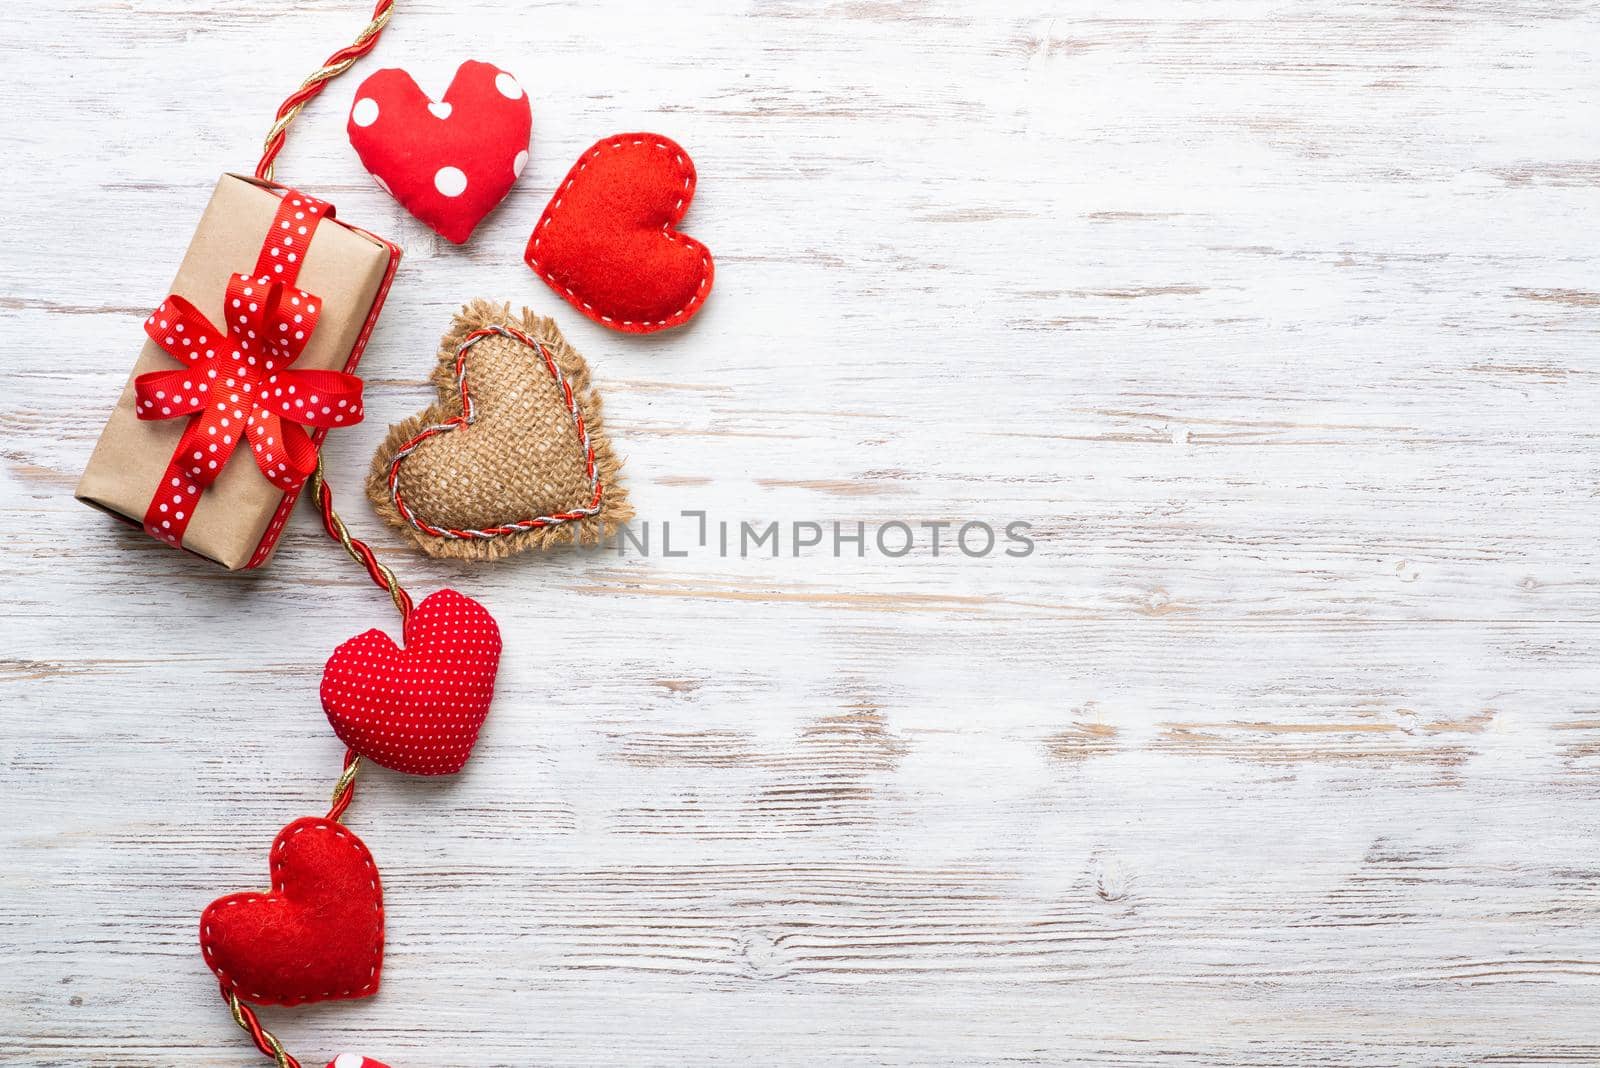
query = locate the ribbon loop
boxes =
[245,410,322,492]
[253,369,365,429]
[133,367,209,421]
[144,296,222,367]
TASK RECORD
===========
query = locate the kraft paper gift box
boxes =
[77,174,400,570]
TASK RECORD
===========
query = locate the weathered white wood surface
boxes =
[3,0,1600,1064]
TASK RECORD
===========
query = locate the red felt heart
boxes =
[348,60,532,244]
[525,133,714,333]
[321,589,502,776]
[200,818,383,1007]
[327,1057,392,1068]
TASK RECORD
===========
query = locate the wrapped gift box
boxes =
[77,175,400,569]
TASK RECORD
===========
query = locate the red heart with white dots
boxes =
[327,1057,392,1068]
[525,134,714,333]
[321,589,502,776]
[348,60,532,244]
[200,818,383,1007]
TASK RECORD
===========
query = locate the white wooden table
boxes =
[4,1,1599,1064]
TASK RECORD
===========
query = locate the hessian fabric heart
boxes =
[365,301,633,561]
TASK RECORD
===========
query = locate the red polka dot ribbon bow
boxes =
[134,191,365,546]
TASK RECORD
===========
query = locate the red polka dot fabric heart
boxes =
[328,1056,392,1068]
[321,589,502,776]
[348,60,532,244]
[200,818,383,1007]
[525,133,714,333]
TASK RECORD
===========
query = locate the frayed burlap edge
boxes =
[366,300,634,561]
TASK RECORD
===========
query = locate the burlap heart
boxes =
[367,301,631,560]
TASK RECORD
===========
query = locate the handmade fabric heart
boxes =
[322,588,502,775]
[525,134,713,333]
[349,60,532,244]
[366,301,633,561]
[200,818,383,1007]
[328,1057,392,1068]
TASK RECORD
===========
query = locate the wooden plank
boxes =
[2,0,1598,1063]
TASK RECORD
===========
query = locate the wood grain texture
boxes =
[3,0,1599,1064]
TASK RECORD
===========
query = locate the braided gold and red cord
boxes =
[256,0,414,627]
[249,0,412,625]
[256,0,396,183]
[311,458,414,624]
[227,989,302,1068]
[221,5,398,1067]
[244,0,412,627]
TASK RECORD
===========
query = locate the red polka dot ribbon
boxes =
[135,191,365,547]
